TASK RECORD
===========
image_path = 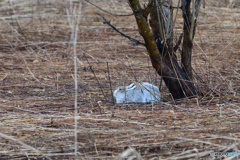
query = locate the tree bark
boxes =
[129,0,197,99]
[182,0,193,79]
[182,0,202,80]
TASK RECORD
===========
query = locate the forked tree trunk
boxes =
[128,0,201,99]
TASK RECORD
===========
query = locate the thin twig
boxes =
[0,133,40,156]
[37,0,42,23]
[174,32,183,52]
[107,62,115,105]
[9,0,26,38]
[0,74,8,81]
[85,0,133,17]
[0,31,40,82]
[163,4,182,9]
[66,0,82,158]
[101,16,146,46]
[83,52,107,101]
[172,0,181,32]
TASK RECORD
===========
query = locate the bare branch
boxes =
[190,0,195,41]
[85,0,133,17]
[101,16,145,46]
[145,0,154,16]
[162,4,182,9]
[172,0,181,30]
[195,0,203,18]
[107,62,115,105]
[82,51,107,101]
[174,32,183,52]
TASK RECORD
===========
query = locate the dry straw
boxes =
[0,0,239,159]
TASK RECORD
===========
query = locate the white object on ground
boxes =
[113,82,161,103]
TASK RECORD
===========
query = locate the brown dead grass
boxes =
[0,0,239,159]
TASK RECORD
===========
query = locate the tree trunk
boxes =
[182,0,193,79]
[129,0,198,99]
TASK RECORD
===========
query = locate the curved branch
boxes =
[85,0,133,17]
[101,16,145,46]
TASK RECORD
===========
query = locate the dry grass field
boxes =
[0,0,239,159]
